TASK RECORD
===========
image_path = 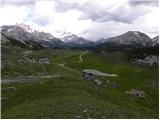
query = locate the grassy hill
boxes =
[1,46,159,118]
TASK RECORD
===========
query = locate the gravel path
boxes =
[78,51,89,63]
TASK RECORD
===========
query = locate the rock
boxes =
[78,103,82,106]
[83,109,88,113]
[94,79,102,85]
[106,80,111,84]
[75,115,82,118]
[39,58,50,64]
[1,97,8,101]
[125,89,145,97]
[101,116,106,119]
[106,80,118,88]
[2,86,16,90]
[134,55,159,66]
[111,83,118,88]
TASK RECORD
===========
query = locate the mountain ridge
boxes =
[98,31,157,49]
[1,25,158,49]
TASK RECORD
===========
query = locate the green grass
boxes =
[1,47,159,118]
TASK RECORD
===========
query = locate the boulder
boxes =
[94,79,102,85]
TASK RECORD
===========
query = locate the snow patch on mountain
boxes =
[133,31,140,37]
[59,32,93,45]
[105,31,152,47]
[152,36,159,46]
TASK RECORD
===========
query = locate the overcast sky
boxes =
[0,0,159,40]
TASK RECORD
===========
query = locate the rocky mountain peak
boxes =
[60,32,93,45]
[105,31,152,47]
[152,36,159,46]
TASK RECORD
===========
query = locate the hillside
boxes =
[1,25,66,49]
[152,36,159,47]
[101,31,152,48]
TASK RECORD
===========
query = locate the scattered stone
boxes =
[2,86,16,90]
[81,71,94,80]
[83,109,87,113]
[106,80,111,84]
[32,59,36,63]
[110,83,118,88]
[94,79,102,85]
[1,97,8,101]
[134,55,158,66]
[101,116,106,119]
[39,58,50,64]
[78,103,82,106]
[16,60,25,64]
[106,80,118,88]
[125,89,145,97]
[23,51,32,55]
[40,75,53,79]
[75,115,82,118]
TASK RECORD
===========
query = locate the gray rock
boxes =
[134,55,158,66]
[83,109,88,113]
[111,83,118,88]
[94,79,102,85]
[125,89,145,97]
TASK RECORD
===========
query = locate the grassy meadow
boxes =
[1,46,159,118]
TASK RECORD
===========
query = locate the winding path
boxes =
[58,64,80,74]
[78,51,89,63]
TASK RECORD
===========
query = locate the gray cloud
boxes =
[0,0,157,40]
[32,16,51,26]
[54,0,156,24]
[0,0,35,6]
[128,0,159,7]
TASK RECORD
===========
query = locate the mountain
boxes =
[60,32,96,48]
[1,26,43,50]
[96,38,106,44]
[152,36,159,47]
[1,25,157,50]
[1,25,66,49]
[60,32,92,44]
[102,31,152,48]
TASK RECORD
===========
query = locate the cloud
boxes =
[128,0,159,7]
[54,0,157,24]
[0,0,35,6]
[0,0,158,40]
[0,5,29,26]
[81,7,159,40]
[54,1,130,23]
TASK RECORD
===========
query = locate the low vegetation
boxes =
[1,46,159,118]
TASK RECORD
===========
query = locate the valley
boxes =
[1,24,159,119]
[1,46,159,118]
[1,0,159,118]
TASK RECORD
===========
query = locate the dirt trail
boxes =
[78,51,89,63]
[23,51,32,62]
[58,64,80,74]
